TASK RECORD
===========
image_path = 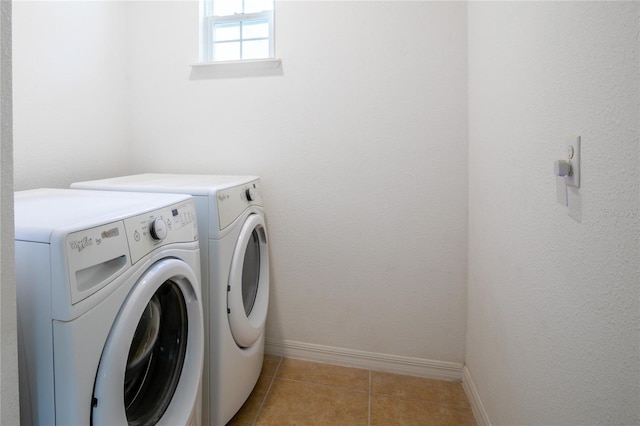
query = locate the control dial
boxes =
[150,217,168,241]
[246,187,258,202]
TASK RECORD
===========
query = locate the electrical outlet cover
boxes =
[566,136,580,188]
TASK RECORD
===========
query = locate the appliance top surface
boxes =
[15,188,192,243]
[72,173,260,195]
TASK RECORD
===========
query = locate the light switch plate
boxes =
[566,136,580,188]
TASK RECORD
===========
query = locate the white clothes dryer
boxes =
[72,174,270,426]
[14,188,204,426]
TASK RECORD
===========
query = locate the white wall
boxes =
[126,0,469,362]
[466,2,639,424]
[12,1,130,190]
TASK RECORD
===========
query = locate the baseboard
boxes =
[265,338,464,381]
[462,365,491,426]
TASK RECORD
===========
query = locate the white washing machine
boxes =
[14,188,204,425]
[71,174,270,426]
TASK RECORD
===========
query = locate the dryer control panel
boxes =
[216,179,262,231]
[124,199,198,264]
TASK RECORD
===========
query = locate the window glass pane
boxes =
[242,39,269,60]
[215,42,241,61]
[213,0,242,16]
[242,20,269,40]
[214,22,240,42]
[244,0,273,13]
[206,0,274,62]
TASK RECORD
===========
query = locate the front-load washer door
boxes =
[92,258,204,426]
[227,213,269,348]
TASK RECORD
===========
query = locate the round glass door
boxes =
[228,214,269,348]
[91,258,204,426]
[241,230,261,316]
[124,280,187,425]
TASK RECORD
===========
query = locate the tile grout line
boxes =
[273,376,369,393]
[251,356,284,426]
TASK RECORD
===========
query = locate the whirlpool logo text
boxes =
[70,236,93,252]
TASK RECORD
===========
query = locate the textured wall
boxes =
[125,1,469,363]
[12,1,130,190]
[466,2,639,424]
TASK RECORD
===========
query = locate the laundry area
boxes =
[0,1,638,425]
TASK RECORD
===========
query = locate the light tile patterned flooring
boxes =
[227,355,477,426]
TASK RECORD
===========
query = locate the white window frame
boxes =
[200,0,275,63]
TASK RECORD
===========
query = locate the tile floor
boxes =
[227,355,477,426]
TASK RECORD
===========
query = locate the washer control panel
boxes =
[124,199,198,264]
[65,199,198,305]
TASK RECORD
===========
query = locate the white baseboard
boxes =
[265,338,464,381]
[462,365,491,426]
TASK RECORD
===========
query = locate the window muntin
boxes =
[202,0,274,62]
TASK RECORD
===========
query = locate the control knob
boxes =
[150,217,168,241]
[246,187,258,202]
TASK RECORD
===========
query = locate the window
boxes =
[201,0,274,62]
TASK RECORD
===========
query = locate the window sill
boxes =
[190,58,283,80]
